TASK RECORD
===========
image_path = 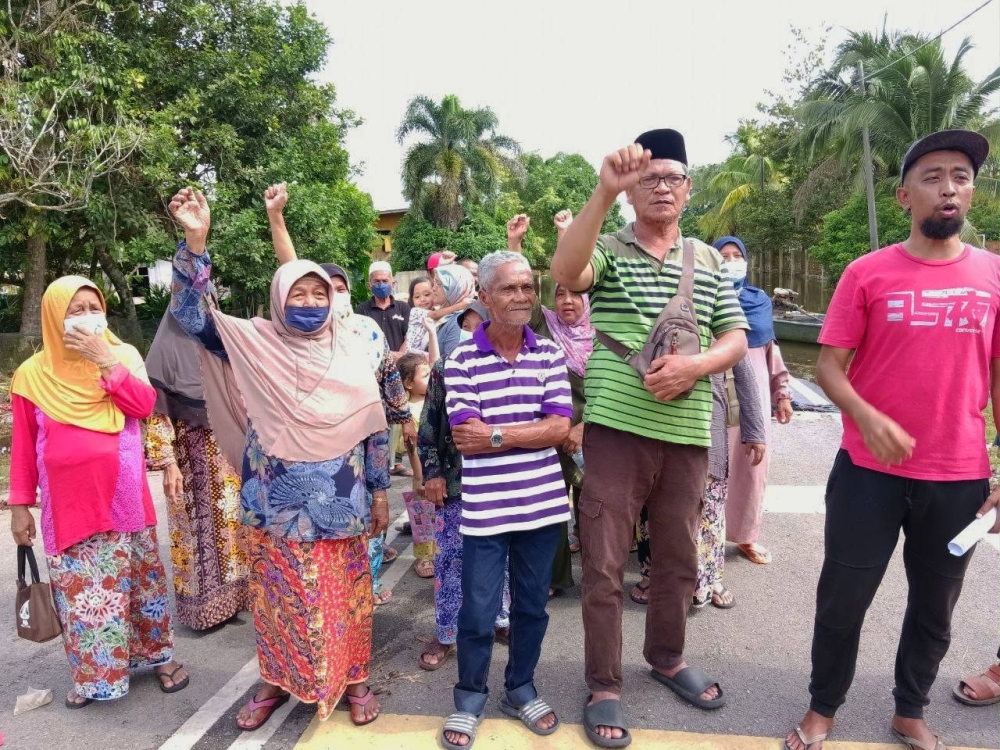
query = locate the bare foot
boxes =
[236,683,288,730]
[346,682,380,724]
[588,690,625,741]
[373,589,393,606]
[653,661,720,701]
[891,716,941,748]
[784,710,833,749]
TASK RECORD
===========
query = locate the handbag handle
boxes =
[17,545,42,586]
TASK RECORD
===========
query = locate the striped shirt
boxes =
[444,322,573,536]
[585,225,749,447]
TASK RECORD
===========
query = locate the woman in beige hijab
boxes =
[167,189,389,731]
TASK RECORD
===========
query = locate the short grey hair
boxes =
[478,251,531,292]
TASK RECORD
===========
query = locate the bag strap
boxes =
[594,329,634,361]
[17,545,41,586]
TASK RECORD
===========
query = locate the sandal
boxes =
[650,666,726,710]
[953,663,1000,706]
[891,727,946,750]
[373,589,393,606]
[499,695,559,736]
[390,464,414,477]
[414,558,435,578]
[65,692,93,710]
[442,711,482,749]
[346,687,380,726]
[382,546,399,564]
[568,534,581,553]
[737,543,771,565]
[155,663,190,694]
[583,695,631,748]
[783,725,828,750]
[236,691,290,731]
[711,585,736,609]
[630,580,650,606]
[418,642,455,671]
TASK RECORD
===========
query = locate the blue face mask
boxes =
[371,281,392,299]
[284,305,330,333]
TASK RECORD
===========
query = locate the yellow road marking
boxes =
[294,711,985,749]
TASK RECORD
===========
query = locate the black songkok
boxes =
[635,129,688,167]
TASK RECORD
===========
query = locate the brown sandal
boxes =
[737,543,771,565]
[419,642,456,671]
[954,663,1000,706]
[414,559,435,578]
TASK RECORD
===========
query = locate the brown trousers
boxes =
[579,423,708,694]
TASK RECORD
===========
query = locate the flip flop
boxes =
[346,688,380,726]
[374,589,393,606]
[650,666,726,710]
[953,664,1000,706]
[630,581,650,606]
[156,663,190,694]
[236,692,290,731]
[783,725,828,750]
[382,546,399,564]
[737,543,771,565]
[568,534,581,553]
[65,693,93,710]
[711,586,736,610]
[418,643,456,671]
[414,559,435,578]
[891,727,946,750]
[441,711,482,749]
[583,695,631,748]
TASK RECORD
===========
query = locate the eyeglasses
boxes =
[638,173,688,190]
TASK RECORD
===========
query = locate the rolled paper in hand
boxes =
[948,507,998,556]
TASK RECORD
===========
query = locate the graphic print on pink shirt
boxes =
[819,244,1000,481]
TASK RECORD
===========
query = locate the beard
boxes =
[919,214,965,240]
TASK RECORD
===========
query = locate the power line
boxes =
[864,0,996,79]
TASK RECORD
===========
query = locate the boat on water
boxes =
[773,310,825,344]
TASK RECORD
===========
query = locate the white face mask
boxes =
[459,329,474,342]
[332,292,353,320]
[63,312,107,337]
[721,259,748,282]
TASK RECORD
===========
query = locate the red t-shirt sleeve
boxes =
[8,394,39,506]
[818,266,866,349]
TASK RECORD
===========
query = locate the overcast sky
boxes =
[304,0,1000,214]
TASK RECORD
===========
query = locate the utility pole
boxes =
[860,61,879,252]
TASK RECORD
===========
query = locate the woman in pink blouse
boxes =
[8,276,189,709]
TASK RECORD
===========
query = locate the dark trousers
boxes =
[809,450,987,719]
[454,523,560,715]
[579,423,708,694]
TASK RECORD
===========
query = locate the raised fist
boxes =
[265,182,288,214]
[599,144,651,196]
[168,188,211,236]
[506,214,530,243]
[553,209,573,232]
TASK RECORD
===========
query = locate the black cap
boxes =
[900,129,989,183]
[635,129,688,167]
[319,263,350,291]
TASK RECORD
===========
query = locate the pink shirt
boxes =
[8,365,158,555]
[819,244,1000,481]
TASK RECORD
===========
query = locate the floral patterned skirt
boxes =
[47,528,174,700]
[250,529,373,720]
[168,421,250,630]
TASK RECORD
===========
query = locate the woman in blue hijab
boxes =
[714,236,793,566]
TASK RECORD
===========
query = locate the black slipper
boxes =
[65,694,93,710]
[156,663,190,694]
[583,695,631,747]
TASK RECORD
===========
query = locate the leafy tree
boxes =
[809,191,911,279]
[397,94,523,230]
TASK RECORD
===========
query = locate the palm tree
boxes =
[697,152,786,238]
[397,95,523,230]
[796,31,1000,187]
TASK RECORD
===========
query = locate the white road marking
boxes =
[158,657,261,750]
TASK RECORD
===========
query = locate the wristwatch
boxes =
[490,427,504,448]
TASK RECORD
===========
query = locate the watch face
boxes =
[491,430,502,447]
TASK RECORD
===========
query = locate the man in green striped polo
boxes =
[552,130,749,747]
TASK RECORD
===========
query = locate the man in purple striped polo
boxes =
[439,251,572,749]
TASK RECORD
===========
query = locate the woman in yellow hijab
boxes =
[8,277,191,709]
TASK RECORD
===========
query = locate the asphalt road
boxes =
[1,414,997,749]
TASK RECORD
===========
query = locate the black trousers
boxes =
[809,450,987,719]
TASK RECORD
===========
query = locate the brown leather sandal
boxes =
[954,663,1000,706]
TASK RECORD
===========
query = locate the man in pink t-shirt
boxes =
[785,130,1000,750]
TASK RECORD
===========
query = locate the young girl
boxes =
[397,353,434,578]
[405,277,440,362]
